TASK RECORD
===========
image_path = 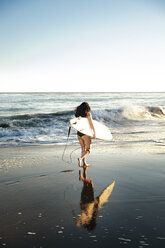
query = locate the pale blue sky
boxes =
[0,0,165,91]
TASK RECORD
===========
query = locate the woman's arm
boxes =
[87,112,96,138]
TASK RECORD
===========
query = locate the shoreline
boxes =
[0,137,162,157]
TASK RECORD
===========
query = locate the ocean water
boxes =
[0,92,165,150]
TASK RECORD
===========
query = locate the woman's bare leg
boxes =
[78,136,85,167]
[78,135,91,166]
[81,135,91,166]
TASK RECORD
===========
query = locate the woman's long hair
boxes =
[75,102,91,117]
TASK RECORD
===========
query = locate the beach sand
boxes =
[0,144,165,248]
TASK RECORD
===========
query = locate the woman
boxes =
[75,102,96,166]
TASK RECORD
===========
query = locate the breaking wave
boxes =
[0,105,165,147]
[93,105,165,125]
[0,110,73,128]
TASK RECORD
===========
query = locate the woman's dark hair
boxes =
[75,102,91,117]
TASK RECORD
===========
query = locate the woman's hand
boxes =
[93,131,96,139]
[87,112,96,139]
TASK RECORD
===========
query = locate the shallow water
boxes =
[0,147,165,248]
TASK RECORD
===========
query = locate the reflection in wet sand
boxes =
[77,167,115,230]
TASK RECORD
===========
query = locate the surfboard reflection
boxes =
[77,167,115,230]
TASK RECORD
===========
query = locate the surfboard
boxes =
[70,117,112,141]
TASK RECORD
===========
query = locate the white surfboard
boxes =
[70,117,112,141]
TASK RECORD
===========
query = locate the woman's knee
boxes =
[86,148,90,154]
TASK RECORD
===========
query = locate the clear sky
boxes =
[0,0,165,92]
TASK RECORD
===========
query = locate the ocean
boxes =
[1,92,165,248]
[0,92,165,150]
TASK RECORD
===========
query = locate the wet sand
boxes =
[0,144,165,248]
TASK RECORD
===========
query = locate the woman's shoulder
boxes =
[86,111,91,117]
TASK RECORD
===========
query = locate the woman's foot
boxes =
[82,163,91,167]
[82,164,91,167]
[78,158,91,167]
